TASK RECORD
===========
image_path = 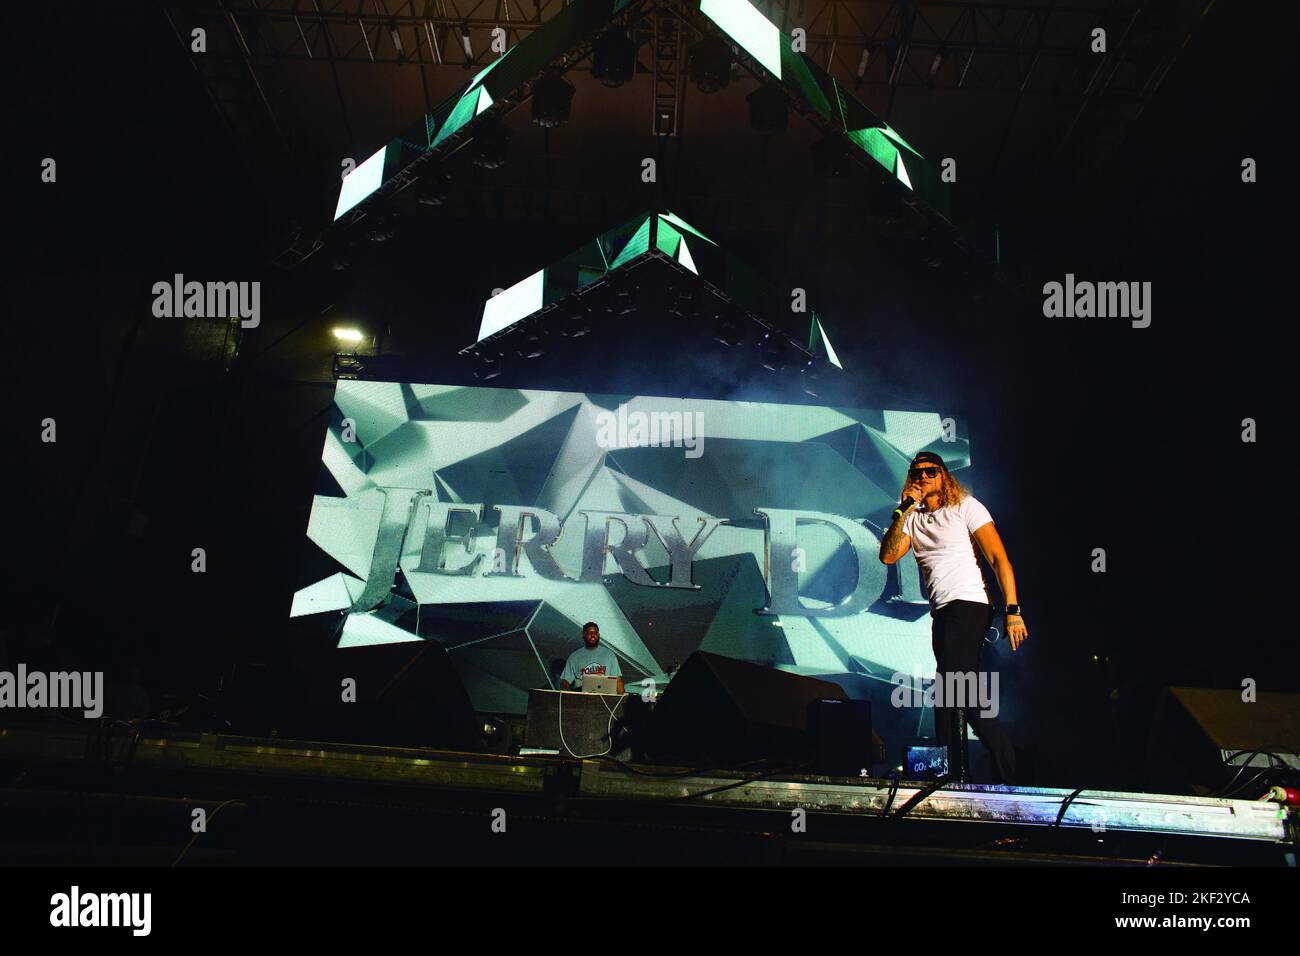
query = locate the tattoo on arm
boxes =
[880,516,909,561]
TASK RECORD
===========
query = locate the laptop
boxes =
[581,675,621,695]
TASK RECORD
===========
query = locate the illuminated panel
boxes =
[816,316,843,369]
[655,219,683,258]
[882,123,923,158]
[333,145,388,221]
[700,0,782,78]
[677,236,699,274]
[895,154,913,190]
[846,127,898,172]
[293,381,975,717]
[607,216,653,270]
[477,269,545,341]
[661,211,718,246]
[432,88,481,148]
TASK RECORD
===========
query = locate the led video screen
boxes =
[291,382,972,721]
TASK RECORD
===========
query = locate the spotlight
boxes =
[473,350,502,380]
[668,289,697,318]
[519,330,546,359]
[532,73,576,128]
[689,37,732,93]
[592,29,636,88]
[558,307,592,338]
[366,212,396,242]
[713,310,745,347]
[857,45,873,78]
[471,121,510,169]
[802,363,821,397]
[388,19,404,57]
[330,238,352,272]
[415,166,451,206]
[929,48,945,79]
[612,287,636,315]
[747,84,787,134]
[333,327,364,344]
[460,24,473,59]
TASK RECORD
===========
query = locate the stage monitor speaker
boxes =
[648,651,847,766]
[1146,687,1300,795]
[288,640,480,751]
[808,697,875,776]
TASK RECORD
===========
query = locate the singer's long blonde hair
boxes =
[927,465,971,510]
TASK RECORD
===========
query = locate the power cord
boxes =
[556,689,627,759]
[1054,787,1088,827]
[892,774,954,819]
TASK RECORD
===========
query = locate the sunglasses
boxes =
[908,466,941,480]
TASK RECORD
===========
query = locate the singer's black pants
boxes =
[931,599,1017,783]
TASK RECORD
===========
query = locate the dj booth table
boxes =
[523,689,651,757]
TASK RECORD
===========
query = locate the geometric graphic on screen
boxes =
[292,383,973,731]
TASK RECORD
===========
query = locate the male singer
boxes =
[878,451,1027,782]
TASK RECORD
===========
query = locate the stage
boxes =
[1,720,1291,866]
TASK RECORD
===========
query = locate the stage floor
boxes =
[0,721,1292,865]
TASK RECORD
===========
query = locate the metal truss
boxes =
[162,1,1194,98]
[651,4,686,136]
[161,0,1203,195]
[164,0,565,64]
[156,0,1205,270]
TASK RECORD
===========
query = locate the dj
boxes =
[559,621,622,691]
[878,451,1027,782]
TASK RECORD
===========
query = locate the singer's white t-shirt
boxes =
[900,496,994,610]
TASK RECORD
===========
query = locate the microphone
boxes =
[893,494,918,518]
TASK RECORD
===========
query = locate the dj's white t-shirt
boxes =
[900,496,994,610]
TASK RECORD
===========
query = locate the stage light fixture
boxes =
[592,29,636,88]
[333,328,364,344]
[532,73,576,128]
[519,329,547,359]
[460,25,473,58]
[473,350,502,380]
[559,307,592,337]
[857,45,872,78]
[389,19,404,57]
[668,289,697,318]
[613,287,636,316]
[366,212,396,242]
[759,334,783,371]
[746,84,787,134]
[330,239,352,272]
[471,121,510,169]
[713,310,745,347]
[930,48,945,78]
[415,166,451,206]
[689,37,733,93]
[802,362,821,397]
